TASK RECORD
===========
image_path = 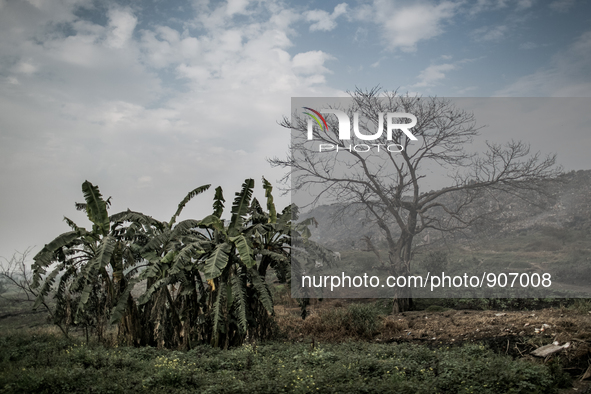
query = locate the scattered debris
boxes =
[531,342,570,357]
[534,323,553,334]
[495,313,507,317]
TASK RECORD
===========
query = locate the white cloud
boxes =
[292,51,335,75]
[106,8,137,49]
[305,3,348,32]
[372,0,458,52]
[496,30,591,97]
[226,0,250,16]
[414,63,456,87]
[137,3,339,95]
[413,57,479,88]
[141,27,202,68]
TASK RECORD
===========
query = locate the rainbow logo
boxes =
[303,107,329,133]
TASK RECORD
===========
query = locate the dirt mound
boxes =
[382,309,591,344]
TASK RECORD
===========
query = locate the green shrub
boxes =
[306,302,383,339]
[346,303,381,338]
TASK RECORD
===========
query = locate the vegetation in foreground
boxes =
[0,330,569,394]
[26,178,332,349]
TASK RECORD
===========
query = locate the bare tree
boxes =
[1,248,38,303]
[270,88,561,312]
[0,248,70,337]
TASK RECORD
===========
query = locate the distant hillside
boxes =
[300,169,591,250]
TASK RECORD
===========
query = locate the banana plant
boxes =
[31,181,161,340]
[110,183,211,348]
[31,178,332,349]
[137,178,281,348]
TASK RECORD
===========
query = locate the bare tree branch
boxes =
[0,248,69,337]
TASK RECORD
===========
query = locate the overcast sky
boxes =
[1,0,590,261]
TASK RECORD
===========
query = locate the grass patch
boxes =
[567,299,591,314]
[0,331,569,393]
[298,303,385,340]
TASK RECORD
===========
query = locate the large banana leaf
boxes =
[211,280,226,348]
[170,242,205,274]
[137,276,170,305]
[169,184,211,227]
[170,219,202,238]
[82,181,110,236]
[231,267,248,333]
[75,235,117,318]
[63,217,86,233]
[203,242,231,280]
[110,210,164,232]
[229,234,255,268]
[212,186,225,218]
[259,248,288,263]
[262,177,277,223]
[32,231,82,287]
[275,204,293,233]
[140,231,172,254]
[110,277,139,324]
[228,178,254,236]
[198,214,225,232]
[33,262,65,309]
[249,267,273,315]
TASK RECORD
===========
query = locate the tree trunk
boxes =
[391,295,413,313]
[390,232,415,313]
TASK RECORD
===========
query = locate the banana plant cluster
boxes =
[31,181,157,341]
[31,177,324,349]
